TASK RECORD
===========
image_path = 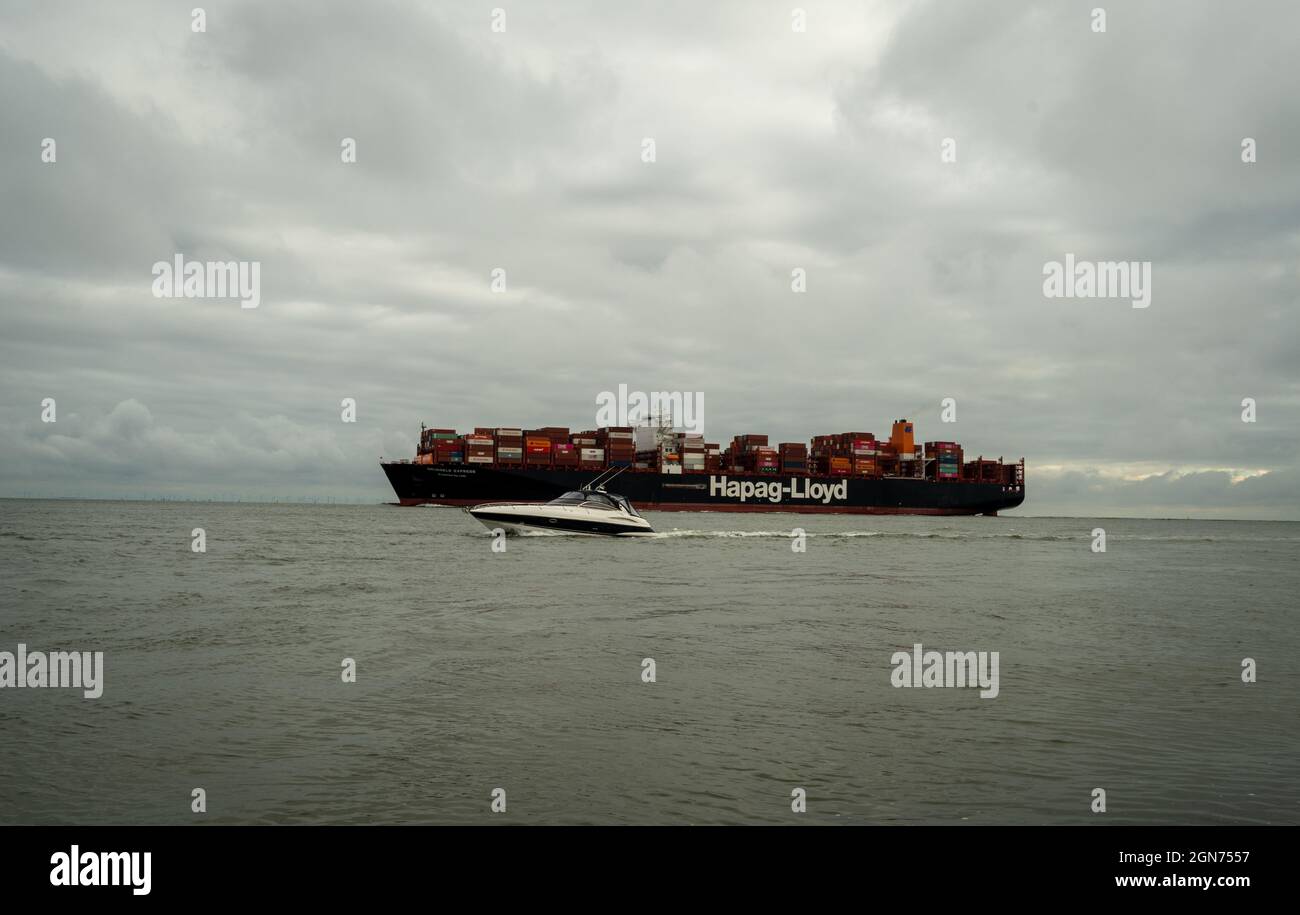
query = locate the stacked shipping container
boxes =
[553,442,578,468]
[496,428,523,465]
[464,433,494,464]
[423,429,462,465]
[601,427,636,468]
[810,433,877,476]
[410,420,1016,486]
[524,431,552,467]
[925,441,963,480]
[678,434,706,474]
[725,434,779,473]
[779,442,807,474]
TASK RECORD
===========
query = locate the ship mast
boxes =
[647,409,677,448]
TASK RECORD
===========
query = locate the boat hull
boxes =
[384,463,1024,516]
[467,504,654,536]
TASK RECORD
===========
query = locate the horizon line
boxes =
[0,495,1295,523]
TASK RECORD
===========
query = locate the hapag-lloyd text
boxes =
[710,475,848,504]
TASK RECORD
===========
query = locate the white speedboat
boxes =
[466,471,654,537]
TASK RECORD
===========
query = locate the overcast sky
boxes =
[2,0,1297,518]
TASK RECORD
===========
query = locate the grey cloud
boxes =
[0,1,1297,516]
[1033,467,1300,520]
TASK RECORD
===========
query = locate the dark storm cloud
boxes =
[0,0,1297,516]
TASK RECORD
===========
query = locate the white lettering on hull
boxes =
[708,475,848,504]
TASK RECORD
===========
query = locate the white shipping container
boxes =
[467,456,493,463]
[580,448,604,460]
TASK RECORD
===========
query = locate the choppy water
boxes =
[1,499,1297,825]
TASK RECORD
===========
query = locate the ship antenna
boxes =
[583,467,617,491]
[641,408,677,450]
[593,466,628,492]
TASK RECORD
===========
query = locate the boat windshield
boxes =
[548,491,592,505]
[546,490,637,514]
[607,494,641,517]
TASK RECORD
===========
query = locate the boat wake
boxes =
[467,527,1270,544]
[646,530,1081,541]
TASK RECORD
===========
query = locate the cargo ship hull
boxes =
[381,463,1024,515]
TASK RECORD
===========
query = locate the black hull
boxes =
[382,463,1024,516]
[469,509,649,536]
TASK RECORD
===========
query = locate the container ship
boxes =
[381,418,1025,516]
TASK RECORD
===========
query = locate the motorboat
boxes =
[466,469,654,536]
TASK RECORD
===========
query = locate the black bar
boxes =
[1,826,1281,900]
